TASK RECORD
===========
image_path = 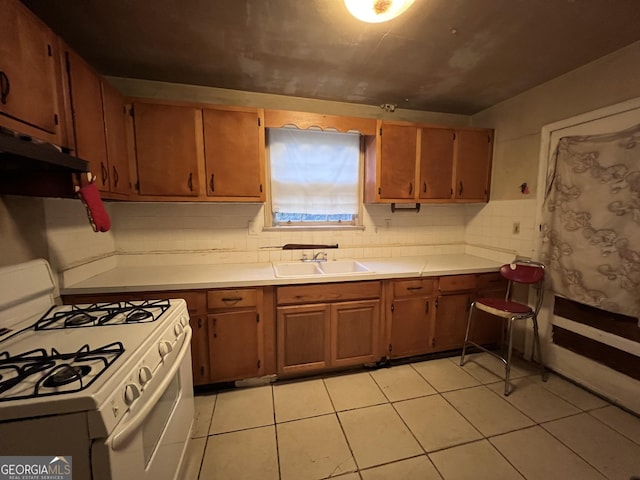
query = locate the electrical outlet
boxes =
[512,222,520,234]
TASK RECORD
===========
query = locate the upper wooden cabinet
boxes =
[132,102,204,197]
[365,121,493,204]
[65,49,130,197]
[102,81,131,196]
[453,129,494,201]
[65,49,109,188]
[202,107,265,201]
[378,123,418,200]
[0,0,66,144]
[420,128,455,200]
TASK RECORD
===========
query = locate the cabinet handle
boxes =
[209,173,215,192]
[221,297,243,303]
[423,182,427,193]
[113,166,119,188]
[407,286,423,291]
[0,71,9,104]
[425,301,430,314]
[409,182,413,195]
[458,181,463,196]
[100,162,108,186]
[188,172,193,191]
[198,318,202,328]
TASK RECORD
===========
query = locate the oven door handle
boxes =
[111,326,192,451]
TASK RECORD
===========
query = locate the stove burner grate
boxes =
[0,342,125,401]
[35,299,171,330]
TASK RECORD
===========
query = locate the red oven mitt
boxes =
[77,180,111,232]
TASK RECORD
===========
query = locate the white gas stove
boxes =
[0,259,194,480]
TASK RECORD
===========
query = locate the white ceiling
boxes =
[23,0,640,114]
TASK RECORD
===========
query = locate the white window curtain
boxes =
[269,128,360,215]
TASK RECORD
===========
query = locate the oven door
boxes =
[91,327,194,480]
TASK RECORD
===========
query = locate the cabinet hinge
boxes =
[53,114,59,125]
[379,128,382,136]
[488,135,491,143]
[256,313,260,323]
[453,132,456,140]
[47,44,52,57]
[257,359,261,369]
[435,298,439,308]
[200,366,205,375]
[258,117,261,127]
[135,181,140,191]
[388,344,392,352]
[259,184,263,193]
[64,52,71,73]
[390,303,394,313]
[431,338,436,347]
[129,105,135,117]
[378,187,381,195]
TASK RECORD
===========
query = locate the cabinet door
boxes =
[102,81,131,195]
[379,123,417,200]
[331,300,380,367]
[190,315,211,386]
[433,293,472,351]
[133,103,202,196]
[66,49,109,190]
[0,0,59,134]
[203,108,264,200]
[419,128,454,200]
[208,310,263,383]
[390,296,435,358]
[277,304,330,375]
[454,129,493,201]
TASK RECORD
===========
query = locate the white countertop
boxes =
[60,254,504,295]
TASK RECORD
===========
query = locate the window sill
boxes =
[262,225,365,232]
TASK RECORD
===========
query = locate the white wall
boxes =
[469,40,640,413]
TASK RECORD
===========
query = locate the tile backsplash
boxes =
[41,198,537,271]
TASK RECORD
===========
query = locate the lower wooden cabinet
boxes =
[277,304,331,375]
[276,281,382,376]
[208,309,263,383]
[432,274,476,351]
[433,293,473,351]
[388,279,437,358]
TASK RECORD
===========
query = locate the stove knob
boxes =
[158,340,173,358]
[174,323,184,336]
[124,384,140,405]
[138,366,153,386]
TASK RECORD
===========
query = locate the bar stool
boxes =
[460,260,546,395]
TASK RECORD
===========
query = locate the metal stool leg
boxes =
[504,316,516,395]
[531,315,547,382]
[460,301,475,366]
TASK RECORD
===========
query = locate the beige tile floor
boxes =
[181,352,640,480]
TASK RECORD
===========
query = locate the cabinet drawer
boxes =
[277,281,381,305]
[208,289,257,309]
[439,274,477,292]
[393,278,437,297]
[477,272,506,290]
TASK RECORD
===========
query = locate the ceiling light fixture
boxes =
[344,0,415,23]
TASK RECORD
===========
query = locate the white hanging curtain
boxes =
[541,123,640,318]
[269,128,360,215]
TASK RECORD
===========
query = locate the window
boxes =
[268,128,361,227]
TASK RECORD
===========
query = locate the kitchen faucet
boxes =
[301,252,327,262]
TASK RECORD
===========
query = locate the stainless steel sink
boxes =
[272,259,372,277]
